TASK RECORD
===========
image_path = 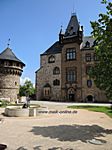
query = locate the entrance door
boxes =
[67,88,75,101]
[87,95,93,102]
[69,94,75,101]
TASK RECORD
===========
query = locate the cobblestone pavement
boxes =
[0,102,112,150]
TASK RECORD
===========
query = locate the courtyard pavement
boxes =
[0,101,112,150]
[30,100,112,107]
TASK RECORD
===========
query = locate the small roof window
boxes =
[85,41,90,48]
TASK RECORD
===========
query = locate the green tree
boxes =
[90,0,112,100]
[19,80,35,97]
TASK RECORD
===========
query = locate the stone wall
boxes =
[81,49,108,102]
[36,47,108,102]
[36,53,61,101]
[0,74,20,101]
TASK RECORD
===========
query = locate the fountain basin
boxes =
[5,106,39,117]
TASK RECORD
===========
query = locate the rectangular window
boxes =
[86,53,91,62]
[66,48,76,60]
[94,53,99,61]
[66,70,76,82]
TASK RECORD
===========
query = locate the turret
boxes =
[59,13,83,44]
[0,47,25,102]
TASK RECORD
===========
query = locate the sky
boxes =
[0,0,107,84]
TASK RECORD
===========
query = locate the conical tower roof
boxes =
[65,13,79,37]
[0,47,25,66]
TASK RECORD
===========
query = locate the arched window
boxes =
[15,82,17,86]
[53,67,60,75]
[53,79,60,86]
[87,80,92,88]
[93,40,97,47]
[48,55,55,63]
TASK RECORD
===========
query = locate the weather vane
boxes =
[7,38,10,48]
[72,0,77,16]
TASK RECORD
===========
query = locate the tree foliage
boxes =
[19,80,35,97]
[90,0,112,100]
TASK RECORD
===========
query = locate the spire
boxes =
[65,14,79,37]
[71,12,76,17]
[59,25,64,35]
[59,25,63,34]
[59,25,64,43]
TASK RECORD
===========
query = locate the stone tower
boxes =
[0,47,25,102]
[60,14,83,101]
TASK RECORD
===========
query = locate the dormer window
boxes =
[85,41,90,48]
[48,55,55,63]
[70,26,73,31]
[93,40,97,47]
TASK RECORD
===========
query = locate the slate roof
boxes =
[41,41,63,55]
[41,36,95,55]
[0,47,25,66]
[65,14,79,37]
[81,36,95,50]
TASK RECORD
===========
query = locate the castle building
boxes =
[35,14,107,102]
[0,47,25,101]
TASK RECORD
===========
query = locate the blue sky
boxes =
[0,0,106,84]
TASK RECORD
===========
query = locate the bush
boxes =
[0,100,10,107]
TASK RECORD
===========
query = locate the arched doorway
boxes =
[86,95,93,102]
[67,88,75,101]
[43,83,51,100]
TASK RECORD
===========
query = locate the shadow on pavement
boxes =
[33,146,42,150]
[48,147,74,150]
[16,147,28,150]
[30,124,112,143]
[16,146,42,150]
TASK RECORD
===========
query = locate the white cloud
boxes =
[20,77,31,85]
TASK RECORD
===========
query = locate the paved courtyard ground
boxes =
[0,101,112,150]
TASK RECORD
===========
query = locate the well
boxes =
[5,106,39,117]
